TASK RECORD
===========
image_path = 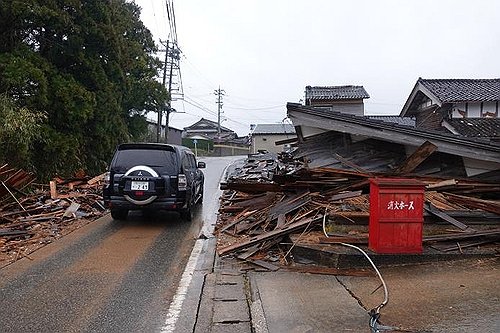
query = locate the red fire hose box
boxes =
[369,178,425,254]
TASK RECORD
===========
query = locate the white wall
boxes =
[452,102,497,118]
[251,134,296,154]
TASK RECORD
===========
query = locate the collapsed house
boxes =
[215,80,500,272]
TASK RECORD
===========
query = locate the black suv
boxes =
[102,143,205,220]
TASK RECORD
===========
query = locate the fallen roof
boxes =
[287,102,500,163]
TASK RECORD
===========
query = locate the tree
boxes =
[0,0,168,179]
[0,94,46,169]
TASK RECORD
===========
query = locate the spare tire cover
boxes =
[124,165,158,205]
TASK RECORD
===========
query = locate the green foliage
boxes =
[0,94,46,169]
[0,0,168,179]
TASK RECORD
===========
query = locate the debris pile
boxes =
[216,152,500,272]
[0,165,107,265]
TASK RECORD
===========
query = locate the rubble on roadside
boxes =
[0,164,107,266]
[215,151,500,274]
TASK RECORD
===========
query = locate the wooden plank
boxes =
[329,190,363,201]
[424,203,474,231]
[87,173,106,185]
[218,216,323,256]
[426,179,457,190]
[50,180,58,199]
[423,228,500,242]
[444,193,500,215]
[393,140,437,175]
[333,153,371,175]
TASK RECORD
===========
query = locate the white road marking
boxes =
[160,239,204,333]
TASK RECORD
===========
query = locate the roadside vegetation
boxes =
[0,0,168,179]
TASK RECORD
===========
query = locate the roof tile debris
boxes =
[419,78,500,103]
[305,85,370,101]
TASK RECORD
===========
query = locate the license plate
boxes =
[131,181,149,191]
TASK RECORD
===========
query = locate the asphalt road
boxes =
[0,156,241,333]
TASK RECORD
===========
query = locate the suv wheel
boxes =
[180,206,193,221]
[111,208,128,220]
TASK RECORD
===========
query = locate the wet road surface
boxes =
[0,156,240,333]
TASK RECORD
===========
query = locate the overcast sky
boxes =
[134,0,500,136]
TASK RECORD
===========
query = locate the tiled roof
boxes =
[445,118,500,138]
[305,85,370,101]
[252,124,296,135]
[367,116,415,127]
[419,78,500,103]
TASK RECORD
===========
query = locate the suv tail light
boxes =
[178,174,187,191]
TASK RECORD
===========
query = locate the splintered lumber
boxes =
[444,193,500,215]
[424,203,475,231]
[268,191,310,221]
[87,173,106,185]
[218,216,323,256]
[392,141,437,175]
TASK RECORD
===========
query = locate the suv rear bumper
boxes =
[104,196,187,211]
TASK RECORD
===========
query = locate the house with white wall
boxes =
[251,124,296,154]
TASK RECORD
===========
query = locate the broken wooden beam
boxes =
[218,216,323,256]
[392,140,437,175]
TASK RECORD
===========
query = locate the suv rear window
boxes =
[111,149,178,174]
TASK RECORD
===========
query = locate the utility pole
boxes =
[214,86,225,138]
[158,40,169,143]
[158,40,181,143]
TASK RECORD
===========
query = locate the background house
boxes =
[305,85,370,116]
[183,118,250,156]
[400,78,500,133]
[183,118,237,141]
[251,124,296,154]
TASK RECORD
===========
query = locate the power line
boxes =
[223,104,285,111]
